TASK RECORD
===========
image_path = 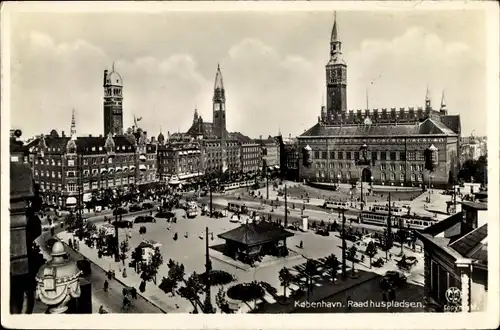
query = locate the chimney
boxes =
[99,134,103,138]
[103,70,108,86]
[89,134,92,137]
[289,133,291,139]
[62,131,66,137]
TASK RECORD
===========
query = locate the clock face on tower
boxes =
[329,69,337,84]
[215,103,220,111]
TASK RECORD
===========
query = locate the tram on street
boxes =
[222,180,255,191]
[357,210,438,230]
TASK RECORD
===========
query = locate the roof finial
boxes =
[112,62,115,71]
[70,108,77,137]
[160,125,162,134]
[426,85,430,100]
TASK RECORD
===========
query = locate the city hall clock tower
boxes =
[325,12,347,123]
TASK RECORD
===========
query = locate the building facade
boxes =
[157,141,203,184]
[28,127,157,208]
[240,142,262,174]
[200,139,241,175]
[256,137,280,170]
[277,134,300,181]
[297,14,461,189]
[417,200,488,312]
[103,63,124,137]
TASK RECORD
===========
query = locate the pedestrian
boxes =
[299,240,303,249]
[103,280,109,292]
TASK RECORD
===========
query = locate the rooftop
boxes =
[218,221,294,246]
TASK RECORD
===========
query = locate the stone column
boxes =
[456,259,471,313]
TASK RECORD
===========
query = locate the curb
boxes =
[59,238,168,314]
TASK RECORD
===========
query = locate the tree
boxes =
[365,242,378,269]
[167,260,185,296]
[120,240,130,266]
[140,262,156,287]
[130,246,144,273]
[323,254,339,281]
[216,286,232,313]
[96,228,107,253]
[303,259,320,301]
[150,247,164,284]
[65,212,76,230]
[346,245,358,274]
[179,272,204,312]
[278,267,294,299]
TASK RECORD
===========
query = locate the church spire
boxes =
[70,109,77,137]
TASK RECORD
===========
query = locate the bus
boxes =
[227,201,248,215]
[323,201,349,210]
[186,202,198,218]
[358,210,438,230]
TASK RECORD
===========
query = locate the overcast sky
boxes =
[9,8,487,139]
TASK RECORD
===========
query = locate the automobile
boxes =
[383,270,407,288]
[129,204,142,212]
[404,256,419,266]
[134,215,156,223]
[372,258,385,268]
[45,238,58,250]
[155,211,175,219]
[142,202,154,210]
[77,259,92,276]
[113,208,128,216]
[112,220,133,228]
[315,228,330,236]
[230,214,240,223]
[95,205,102,213]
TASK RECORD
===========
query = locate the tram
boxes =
[357,210,438,230]
[227,201,249,215]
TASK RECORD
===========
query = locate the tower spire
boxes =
[112,62,115,71]
[366,87,369,110]
[214,63,224,90]
[440,90,447,114]
[331,11,338,42]
[70,108,77,136]
[425,85,432,109]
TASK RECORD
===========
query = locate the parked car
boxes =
[77,259,92,276]
[134,215,156,223]
[155,211,175,219]
[112,220,133,228]
[403,256,418,266]
[315,228,330,236]
[113,207,128,216]
[142,202,154,210]
[372,257,385,268]
[383,270,407,288]
[129,204,142,212]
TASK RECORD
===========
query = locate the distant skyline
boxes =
[9,9,487,139]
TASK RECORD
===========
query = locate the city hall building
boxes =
[297,15,461,189]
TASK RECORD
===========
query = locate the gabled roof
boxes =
[186,121,216,138]
[228,132,252,144]
[299,118,458,138]
[461,201,488,211]
[440,115,461,134]
[450,224,488,264]
[218,221,294,246]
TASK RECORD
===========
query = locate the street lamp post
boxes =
[337,173,341,189]
[204,226,215,313]
[333,206,348,279]
[357,144,369,211]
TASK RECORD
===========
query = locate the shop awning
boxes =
[115,167,122,172]
[139,164,147,171]
[122,166,128,172]
[130,165,136,171]
[100,168,107,174]
[108,168,115,173]
[139,154,146,161]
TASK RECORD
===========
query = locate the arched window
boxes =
[381,173,386,181]
[411,173,416,181]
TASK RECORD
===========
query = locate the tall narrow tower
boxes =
[103,63,124,136]
[425,86,432,110]
[70,109,77,136]
[213,63,227,140]
[325,12,347,124]
[440,90,448,115]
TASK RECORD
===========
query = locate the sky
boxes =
[8,8,487,139]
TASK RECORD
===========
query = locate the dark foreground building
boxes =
[218,221,294,264]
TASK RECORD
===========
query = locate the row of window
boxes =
[315,171,425,182]
[303,138,446,144]
[35,164,155,178]
[312,150,430,161]
[35,155,154,167]
[314,163,425,172]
